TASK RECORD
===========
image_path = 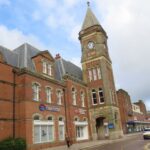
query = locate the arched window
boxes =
[58,117,65,141]
[92,89,97,105]
[32,83,40,101]
[46,87,52,103]
[99,88,105,104]
[81,91,85,107]
[72,87,77,105]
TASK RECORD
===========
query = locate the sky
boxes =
[0,0,150,110]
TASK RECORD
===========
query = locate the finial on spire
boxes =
[87,1,90,7]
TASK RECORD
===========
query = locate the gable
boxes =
[32,50,54,62]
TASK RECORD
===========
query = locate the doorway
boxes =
[96,117,105,139]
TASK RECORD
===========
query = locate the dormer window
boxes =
[42,60,52,76]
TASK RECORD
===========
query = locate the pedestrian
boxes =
[65,133,71,148]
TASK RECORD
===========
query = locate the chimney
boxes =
[55,53,61,59]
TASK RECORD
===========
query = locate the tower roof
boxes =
[81,7,100,30]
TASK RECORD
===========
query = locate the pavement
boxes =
[43,133,142,150]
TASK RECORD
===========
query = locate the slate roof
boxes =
[0,43,83,81]
[82,7,100,30]
[55,58,83,81]
[81,7,106,35]
[0,45,18,67]
[14,43,40,70]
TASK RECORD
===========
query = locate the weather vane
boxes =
[87,1,90,7]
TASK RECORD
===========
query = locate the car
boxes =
[143,128,150,139]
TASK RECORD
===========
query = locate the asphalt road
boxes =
[89,134,150,150]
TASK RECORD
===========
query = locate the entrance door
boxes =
[96,117,105,139]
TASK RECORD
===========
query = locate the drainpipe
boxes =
[63,88,68,134]
[12,68,16,139]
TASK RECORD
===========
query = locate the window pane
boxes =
[93,69,97,80]
[48,126,53,141]
[59,125,64,140]
[34,125,40,143]
[41,126,48,142]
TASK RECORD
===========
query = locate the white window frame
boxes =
[75,121,89,141]
[81,91,85,107]
[98,88,105,104]
[32,83,40,101]
[33,120,54,144]
[57,90,62,105]
[72,88,77,105]
[88,69,92,82]
[93,68,97,81]
[43,61,47,74]
[97,67,102,79]
[92,89,97,105]
[46,87,52,103]
[58,117,65,141]
[48,64,52,76]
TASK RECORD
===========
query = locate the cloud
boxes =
[0,25,45,50]
[0,0,10,6]
[95,0,150,109]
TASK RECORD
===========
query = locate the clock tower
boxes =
[79,3,123,140]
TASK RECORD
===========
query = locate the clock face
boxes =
[87,41,94,49]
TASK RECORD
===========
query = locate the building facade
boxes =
[0,5,123,150]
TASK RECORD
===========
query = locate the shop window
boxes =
[81,91,85,107]
[46,87,52,103]
[76,126,84,138]
[32,83,40,101]
[33,116,54,143]
[92,89,97,105]
[34,115,40,120]
[58,117,65,141]
[48,116,53,121]
[72,87,77,105]
[57,90,62,105]
[99,88,105,104]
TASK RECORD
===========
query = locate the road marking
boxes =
[144,143,150,150]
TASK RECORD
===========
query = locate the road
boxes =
[88,134,150,150]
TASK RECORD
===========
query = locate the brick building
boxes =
[117,89,133,134]
[134,100,147,118]
[117,89,150,133]
[0,4,123,150]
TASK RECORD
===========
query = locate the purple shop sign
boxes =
[39,104,60,112]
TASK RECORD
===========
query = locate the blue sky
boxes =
[0,0,150,110]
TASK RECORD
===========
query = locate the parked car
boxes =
[143,128,150,139]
